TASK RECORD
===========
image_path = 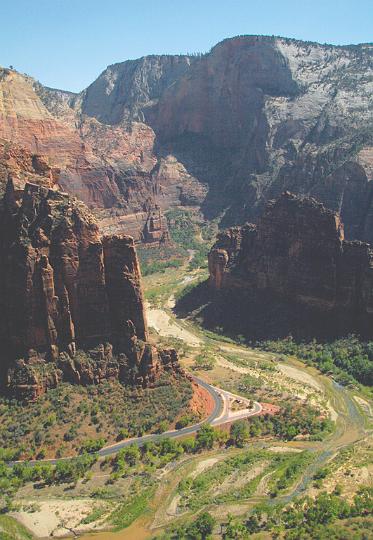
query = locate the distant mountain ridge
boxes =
[1,34,372,241]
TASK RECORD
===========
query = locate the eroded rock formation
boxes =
[98,205,170,245]
[0,139,57,196]
[141,206,169,244]
[1,35,372,243]
[208,192,373,338]
[76,36,373,240]
[0,180,181,400]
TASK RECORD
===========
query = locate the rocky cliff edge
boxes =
[208,192,373,338]
[0,179,181,400]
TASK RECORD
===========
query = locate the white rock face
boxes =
[4,36,373,241]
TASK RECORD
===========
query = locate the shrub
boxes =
[79,438,106,454]
[116,429,129,441]
[193,352,216,371]
[175,415,193,429]
[156,420,169,434]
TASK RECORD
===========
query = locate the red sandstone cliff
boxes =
[0,180,181,400]
[2,36,372,244]
[208,192,373,338]
[0,69,150,210]
[78,37,373,241]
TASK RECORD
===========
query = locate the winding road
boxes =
[99,376,223,457]
[98,378,262,457]
[8,246,373,540]
[12,376,262,465]
[146,288,371,506]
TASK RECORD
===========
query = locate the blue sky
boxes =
[1,0,372,92]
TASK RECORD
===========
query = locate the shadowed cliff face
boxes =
[0,181,181,400]
[206,192,373,339]
[1,35,373,242]
[75,36,373,240]
[148,38,298,151]
[145,38,299,219]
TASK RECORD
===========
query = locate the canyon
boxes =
[0,178,181,401]
[207,192,373,339]
[1,31,373,540]
[1,35,372,243]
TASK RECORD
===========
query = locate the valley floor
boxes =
[5,250,373,539]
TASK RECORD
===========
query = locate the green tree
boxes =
[353,486,373,516]
[116,444,140,467]
[187,511,216,539]
[176,415,192,429]
[196,425,215,450]
[224,513,248,538]
[230,421,249,448]
[157,420,169,434]
[193,354,216,371]
[180,437,196,453]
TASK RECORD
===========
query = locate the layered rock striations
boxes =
[74,36,373,241]
[1,36,372,243]
[97,204,170,244]
[0,138,57,196]
[0,180,181,400]
[208,192,373,338]
[79,55,194,124]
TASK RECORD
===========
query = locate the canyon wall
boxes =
[76,36,373,241]
[1,35,372,242]
[208,192,373,338]
[0,180,181,400]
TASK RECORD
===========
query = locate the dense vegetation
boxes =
[0,417,326,509]
[163,511,216,539]
[107,425,227,480]
[141,258,183,275]
[110,486,156,531]
[0,426,245,513]
[0,426,232,508]
[157,449,339,539]
[137,245,184,275]
[223,368,333,442]
[162,487,373,540]
[260,335,373,389]
[192,347,217,370]
[244,405,333,442]
[223,487,373,539]
[177,450,314,511]
[0,452,98,510]
[138,208,215,280]
[165,208,216,271]
[0,373,193,459]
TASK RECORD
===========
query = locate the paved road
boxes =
[11,376,221,465]
[11,376,262,465]
[100,379,262,457]
[211,387,262,425]
[99,375,223,457]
